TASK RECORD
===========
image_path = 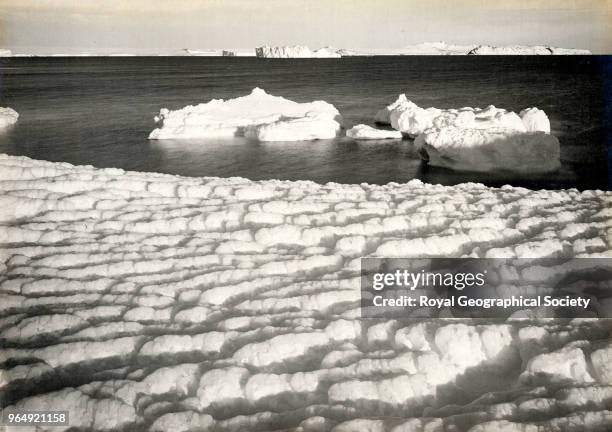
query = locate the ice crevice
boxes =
[1,154,612,431]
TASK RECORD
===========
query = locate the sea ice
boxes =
[0,107,18,128]
[149,88,342,141]
[1,154,611,431]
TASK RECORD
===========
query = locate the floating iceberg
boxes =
[0,107,18,128]
[377,96,559,172]
[1,154,611,432]
[0,49,11,57]
[149,88,342,141]
[255,45,342,58]
[346,124,402,140]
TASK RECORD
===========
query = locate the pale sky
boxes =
[0,0,610,54]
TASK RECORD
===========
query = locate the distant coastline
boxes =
[0,42,593,58]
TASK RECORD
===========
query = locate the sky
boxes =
[0,0,610,54]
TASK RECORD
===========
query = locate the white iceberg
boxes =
[183,48,222,56]
[1,154,611,432]
[0,107,18,128]
[149,88,342,141]
[346,124,402,140]
[0,49,11,57]
[377,96,559,172]
[255,45,342,58]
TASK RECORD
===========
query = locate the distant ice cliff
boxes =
[255,45,342,58]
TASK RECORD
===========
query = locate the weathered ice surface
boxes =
[1,154,612,431]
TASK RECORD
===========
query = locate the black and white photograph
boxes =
[1,1,612,431]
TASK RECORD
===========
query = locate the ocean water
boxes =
[0,56,609,189]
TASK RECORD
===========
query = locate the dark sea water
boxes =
[0,56,609,190]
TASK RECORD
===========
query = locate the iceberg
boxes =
[149,88,342,141]
[346,124,402,140]
[378,96,559,172]
[255,45,342,58]
[0,107,18,128]
[183,48,222,56]
[0,49,11,57]
[1,154,611,432]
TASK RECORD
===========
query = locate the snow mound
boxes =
[468,45,591,55]
[1,154,611,431]
[149,88,342,141]
[346,124,402,140]
[255,45,342,58]
[0,107,19,128]
[377,96,559,172]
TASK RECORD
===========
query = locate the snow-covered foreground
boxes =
[1,154,612,432]
[0,107,19,128]
[149,88,342,141]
